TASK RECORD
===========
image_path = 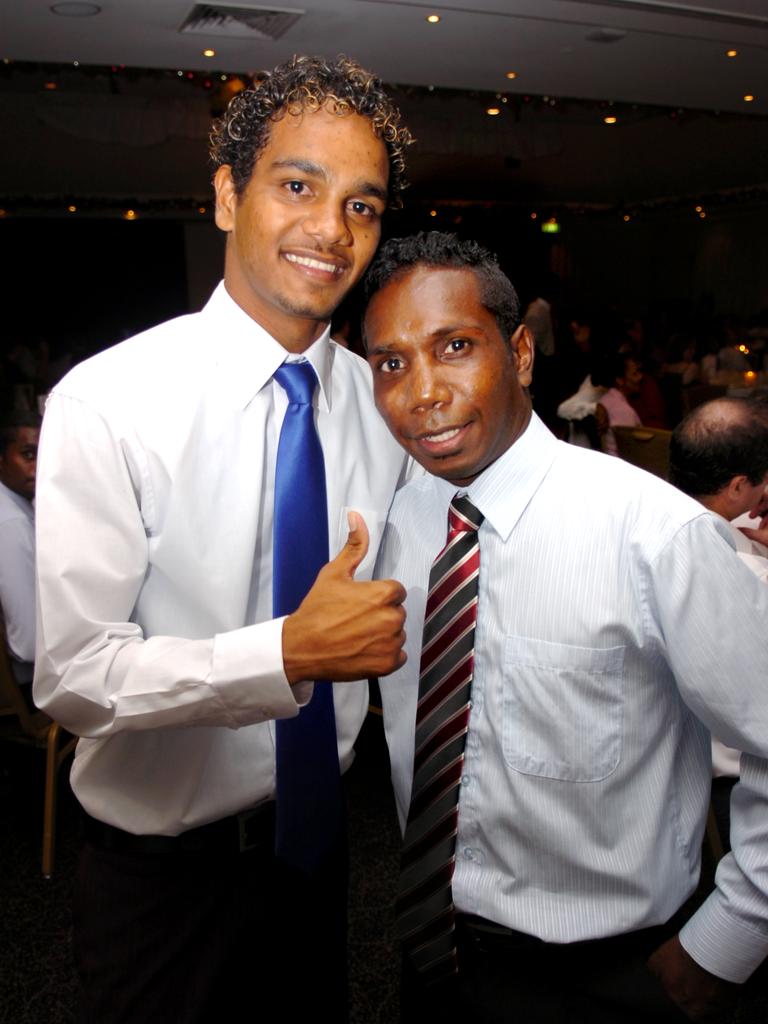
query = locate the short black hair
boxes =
[669,398,768,497]
[362,231,521,342]
[0,410,41,456]
[209,54,413,206]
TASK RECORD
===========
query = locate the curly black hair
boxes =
[362,231,521,341]
[209,54,413,207]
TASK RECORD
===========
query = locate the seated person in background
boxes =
[669,397,768,845]
[591,350,642,455]
[0,410,40,706]
[670,397,768,580]
[364,232,768,1024]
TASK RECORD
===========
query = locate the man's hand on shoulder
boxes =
[648,934,737,1021]
[282,511,407,684]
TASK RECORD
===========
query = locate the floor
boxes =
[2,715,767,1024]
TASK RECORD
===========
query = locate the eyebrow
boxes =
[270,158,389,203]
[366,322,481,357]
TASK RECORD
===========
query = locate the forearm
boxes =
[34,615,301,738]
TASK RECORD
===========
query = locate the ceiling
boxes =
[1,0,767,209]
[3,0,767,113]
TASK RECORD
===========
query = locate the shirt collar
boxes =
[202,282,332,412]
[464,412,559,541]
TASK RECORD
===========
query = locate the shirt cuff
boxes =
[211,616,301,726]
[679,890,768,983]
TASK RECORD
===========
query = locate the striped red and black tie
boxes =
[395,494,484,984]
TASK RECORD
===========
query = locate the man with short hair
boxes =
[0,410,40,696]
[670,397,768,582]
[670,398,768,822]
[34,55,412,1023]
[363,231,768,1023]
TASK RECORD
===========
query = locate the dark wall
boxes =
[2,218,189,359]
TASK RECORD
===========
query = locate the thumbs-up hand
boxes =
[282,512,407,684]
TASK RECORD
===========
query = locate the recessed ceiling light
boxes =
[426,14,440,24]
[202,48,216,58]
[726,49,738,58]
[67,204,77,213]
[486,107,501,116]
[429,209,437,217]
[44,81,58,90]
[124,209,137,220]
[506,71,517,80]
[623,214,630,222]
[744,94,755,102]
[50,3,101,16]
[604,115,617,125]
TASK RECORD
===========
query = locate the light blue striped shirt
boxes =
[377,413,768,983]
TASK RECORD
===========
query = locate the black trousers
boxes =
[401,914,691,1024]
[73,812,348,1024]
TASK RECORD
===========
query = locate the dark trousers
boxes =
[401,914,690,1024]
[73,812,348,1024]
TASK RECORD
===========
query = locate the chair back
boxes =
[612,426,672,480]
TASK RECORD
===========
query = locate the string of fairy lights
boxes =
[1,59,766,226]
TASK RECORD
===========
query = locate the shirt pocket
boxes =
[334,507,384,582]
[502,636,625,782]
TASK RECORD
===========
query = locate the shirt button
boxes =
[461,775,470,786]
[463,847,475,861]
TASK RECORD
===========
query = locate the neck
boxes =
[222,276,328,354]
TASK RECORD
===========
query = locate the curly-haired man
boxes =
[34,55,413,1023]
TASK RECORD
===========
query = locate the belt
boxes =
[83,801,276,855]
[455,912,683,959]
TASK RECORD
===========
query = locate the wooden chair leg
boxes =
[42,723,61,878]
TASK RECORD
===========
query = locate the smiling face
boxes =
[365,266,533,485]
[0,426,39,501]
[214,104,389,352]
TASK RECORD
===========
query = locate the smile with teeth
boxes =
[421,426,463,443]
[284,253,343,274]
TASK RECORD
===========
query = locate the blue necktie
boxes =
[272,361,342,872]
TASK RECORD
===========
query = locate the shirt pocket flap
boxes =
[502,636,625,782]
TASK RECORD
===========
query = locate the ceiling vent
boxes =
[180,3,304,41]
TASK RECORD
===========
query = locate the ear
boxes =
[510,323,534,387]
[724,475,752,513]
[214,165,237,232]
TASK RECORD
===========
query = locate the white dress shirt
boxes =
[377,413,768,983]
[711,515,768,777]
[0,480,36,683]
[34,282,408,835]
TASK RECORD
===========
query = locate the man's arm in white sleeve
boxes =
[33,393,299,738]
[651,515,768,982]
